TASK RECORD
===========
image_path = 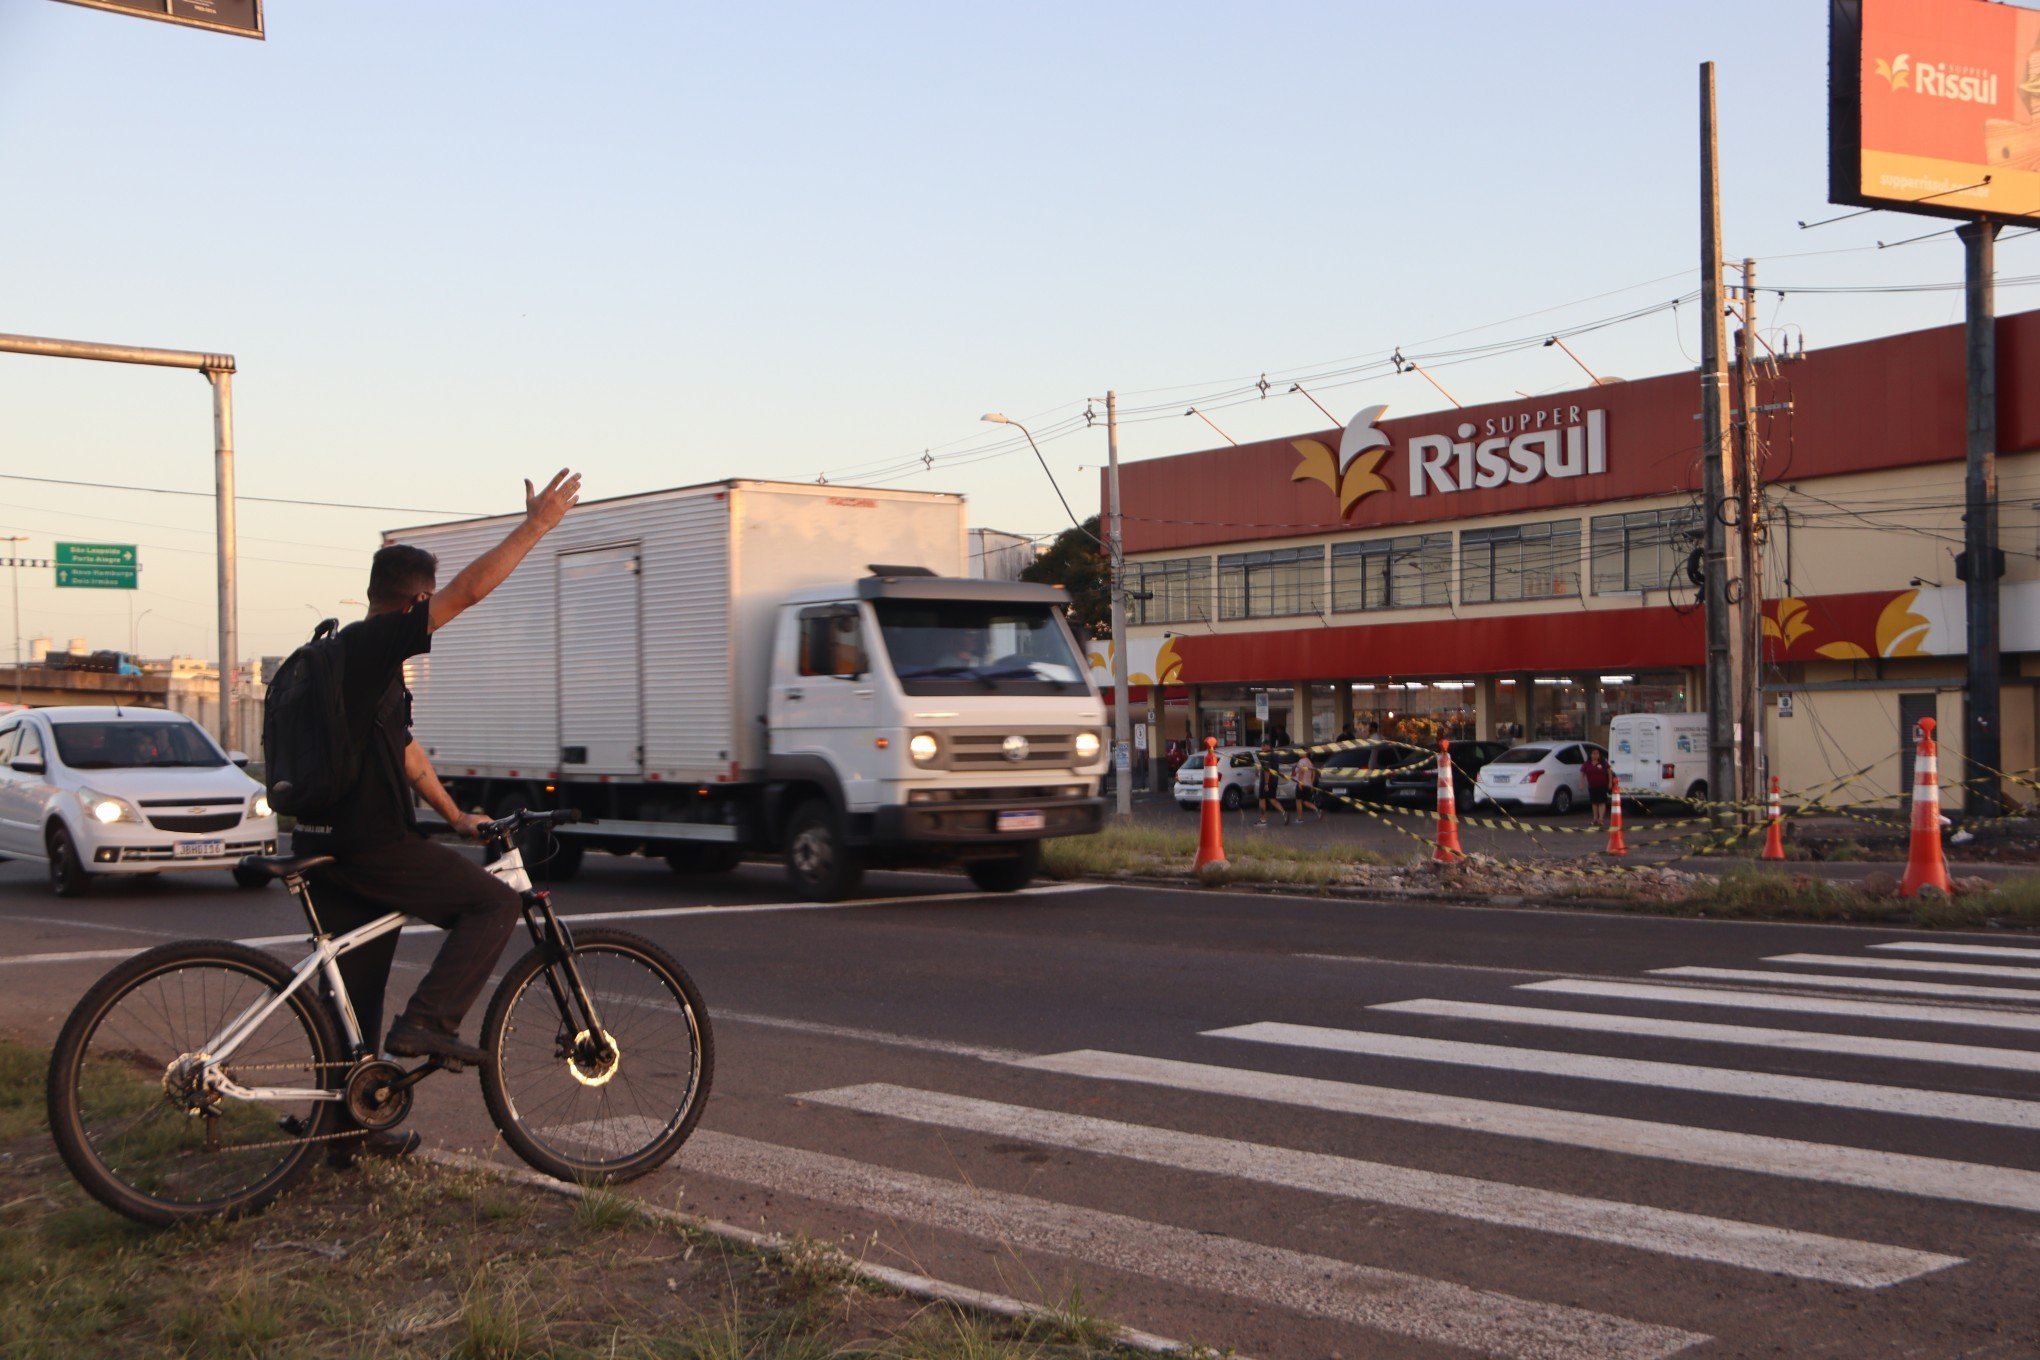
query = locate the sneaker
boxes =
[385,1017,489,1067]
[1254,818,1267,827]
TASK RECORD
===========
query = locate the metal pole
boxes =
[209,367,240,753]
[1698,62,1740,821]
[1736,259,1764,813]
[1107,389,1131,821]
[1959,219,2003,818]
[3,536,23,706]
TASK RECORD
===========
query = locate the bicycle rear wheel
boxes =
[47,942,344,1225]
[480,928,712,1183]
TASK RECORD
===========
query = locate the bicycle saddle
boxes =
[236,852,336,880]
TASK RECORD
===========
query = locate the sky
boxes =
[1,0,2034,665]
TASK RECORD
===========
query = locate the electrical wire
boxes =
[0,471,485,516]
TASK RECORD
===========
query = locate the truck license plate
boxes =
[997,810,1046,833]
[174,839,225,859]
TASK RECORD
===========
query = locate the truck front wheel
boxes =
[784,800,863,901]
[965,842,1041,893]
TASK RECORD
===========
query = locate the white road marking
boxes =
[1520,979,2040,1034]
[0,883,1101,967]
[1018,1049,2040,1213]
[1204,1021,2040,1130]
[1765,953,2040,981]
[678,1129,1708,1360]
[719,1010,1031,1064]
[1868,941,2040,962]
[1651,966,2040,1003]
[797,1082,1962,1287]
[1373,997,2040,1073]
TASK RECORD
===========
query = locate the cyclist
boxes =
[289,469,582,1162]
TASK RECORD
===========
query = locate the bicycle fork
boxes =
[521,893,613,1071]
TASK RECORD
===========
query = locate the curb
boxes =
[422,1149,1209,1357]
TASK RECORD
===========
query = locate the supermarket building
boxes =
[1093,311,2040,810]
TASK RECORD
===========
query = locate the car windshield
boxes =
[51,720,226,770]
[873,600,1088,696]
[1493,746,1554,765]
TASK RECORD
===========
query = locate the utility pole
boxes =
[1735,259,1764,813]
[1106,389,1132,821]
[1698,62,1742,821]
[1959,220,2004,818]
[2,535,35,706]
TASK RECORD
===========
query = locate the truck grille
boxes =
[146,812,244,833]
[947,731,1077,771]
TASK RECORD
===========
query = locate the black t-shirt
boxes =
[292,604,432,854]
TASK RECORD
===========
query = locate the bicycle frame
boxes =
[194,836,608,1106]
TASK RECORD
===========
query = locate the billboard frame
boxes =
[51,0,264,41]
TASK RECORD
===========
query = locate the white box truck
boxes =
[1607,712,1711,805]
[389,480,1107,898]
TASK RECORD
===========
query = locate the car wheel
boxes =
[1220,785,1244,812]
[47,824,91,898]
[1550,786,1575,815]
[1685,781,1709,805]
[231,864,272,890]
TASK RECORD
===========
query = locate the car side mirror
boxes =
[228,750,251,768]
[12,759,44,775]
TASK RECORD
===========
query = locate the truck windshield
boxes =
[872,600,1088,695]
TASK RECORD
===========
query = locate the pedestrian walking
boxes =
[1292,749,1324,821]
[1584,747,1613,827]
[1254,743,1283,826]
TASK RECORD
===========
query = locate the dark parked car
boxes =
[1314,742,1431,809]
[1379,739,1512,808]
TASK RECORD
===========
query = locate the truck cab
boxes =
[765,570,1107,897]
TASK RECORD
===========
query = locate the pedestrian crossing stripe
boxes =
[795,1082,1961,1287]
[1764,952,2040,982]
[1650,966,2040,1003]
[1517,978,2040,1033]
[1870,941,2040,962]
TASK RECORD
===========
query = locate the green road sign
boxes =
[56,543,137,567]
[55,564,137,590]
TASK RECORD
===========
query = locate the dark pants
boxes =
[307,834,523,1047]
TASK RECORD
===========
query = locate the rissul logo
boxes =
[1291,405,1393,516]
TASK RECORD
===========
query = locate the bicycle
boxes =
[45,808,714,1226]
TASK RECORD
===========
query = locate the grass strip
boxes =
[0,1037,1201,1360]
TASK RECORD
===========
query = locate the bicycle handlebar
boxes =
[477,808,586,839]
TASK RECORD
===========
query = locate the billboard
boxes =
[1831,0,2040,222]
[52,0,263,40]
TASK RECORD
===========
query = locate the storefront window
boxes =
[1330,533,1452,612]
[1460,519,1581,604]
[1218,546,1325,620]
[1590,508,1701,595]
[1348,682,1475,744]
[1129,556,1214,625]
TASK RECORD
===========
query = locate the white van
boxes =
[1607,712,1711,805]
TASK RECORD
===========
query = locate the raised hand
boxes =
[524,469,583,532]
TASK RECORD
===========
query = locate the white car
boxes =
[0,706,279,897]
[1472,741,1608,815]
[1174,745,1294,811]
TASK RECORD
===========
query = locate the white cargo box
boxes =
[389,481,967,785]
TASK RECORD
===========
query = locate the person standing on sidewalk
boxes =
[1292,748,1325,822]
[1583,747,1613,828]
[1254,743,1283,826]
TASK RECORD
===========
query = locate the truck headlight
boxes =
[1074,731,1101,760]
[248,792,273,820]
[78,789,141,825]
[909,733,940,764]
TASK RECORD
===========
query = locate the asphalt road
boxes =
[3,851,2038,1358]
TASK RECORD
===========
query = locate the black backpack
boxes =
[261,619,359,818]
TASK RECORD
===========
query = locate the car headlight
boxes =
[248,791,273,820]
[1074,731,1101,760]
[909,733,940,764]
[77,788,141,825]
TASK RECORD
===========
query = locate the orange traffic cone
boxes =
[1433,741,1465,862]
[1898,718,1952,897]
[1193,736,1229,877]
[1760,776,1786,861]
[1605,774,1628,856]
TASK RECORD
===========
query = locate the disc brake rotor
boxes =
[567,1030,620,1087]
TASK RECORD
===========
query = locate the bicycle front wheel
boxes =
[46,941,344,1225]
[481,928,713,1183]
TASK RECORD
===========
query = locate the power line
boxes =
[0,471,484,516]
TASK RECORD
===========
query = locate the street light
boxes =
[983,409,1129,819]
[130,608,154,656]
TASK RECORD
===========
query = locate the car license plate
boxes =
[997,810,1046,833]
[1395,788,1422,800]
[1490,774,1511,784]
[174,839,225,859]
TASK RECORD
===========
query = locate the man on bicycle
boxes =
[290,470,581,1158]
